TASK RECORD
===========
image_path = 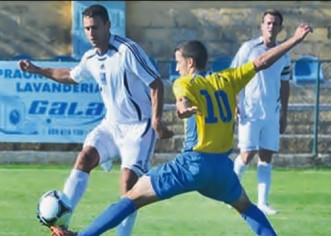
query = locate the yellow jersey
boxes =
[173,61,256,153]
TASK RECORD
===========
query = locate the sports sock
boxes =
[257,162,272,206]
[241,204,277,236]
[63,169,89,211]
[117,211,138,236]
[78,197,136,236]
[234,155,248,180]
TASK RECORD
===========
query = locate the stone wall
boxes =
[1,1,330,65]
[0,1,330,167]
[0,1,71,59]
[126,1,331,62]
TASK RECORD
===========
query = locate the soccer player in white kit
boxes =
[231,9,291,215]
[17,4,173,236]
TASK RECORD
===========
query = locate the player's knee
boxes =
[74,147,99,172]
[126,175,159,209]
[231,189,252,213]
[240,152,256,164]
[258,157,272,163]
[258,150,273,163]
[120,168,139,194]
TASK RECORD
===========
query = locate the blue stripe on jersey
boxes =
[97,57,107,61]
[123,71,132,96]
[114,35,159,79]
[141,119,151,137]
[130,98,142,121]
[145,90,151,102]
[132,164,147,174]
[122,58,143,121]
[86,53,96,60]
[281,66,291,76]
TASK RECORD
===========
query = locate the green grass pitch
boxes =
[0,164,330,236]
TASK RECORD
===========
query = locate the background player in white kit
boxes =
[231,9,290,215]
[18,4,173,236]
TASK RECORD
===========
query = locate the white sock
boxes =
[63,169,89,211]
[117,210,138,236]
[257,161,272,206]
[234,155,248,180]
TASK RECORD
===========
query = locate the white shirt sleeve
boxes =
[124,42,160,86]
[231,41,252,119]
[231,42,251,68]
[69,55,93,83]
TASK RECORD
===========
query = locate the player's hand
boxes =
[152,120,174,139]
[176,96,200,119]
[177,106,200,119]
[17,59,38,73]
[293,23,313,43]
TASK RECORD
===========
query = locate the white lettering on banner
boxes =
[0,61,105,143]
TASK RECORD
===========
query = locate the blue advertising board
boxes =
[0,61,104,143]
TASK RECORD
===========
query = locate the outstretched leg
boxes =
[51,198,135,236]
[52,175,159,236]
[231,189,277,236]
[63,146,99,213]
[117,167,139,236]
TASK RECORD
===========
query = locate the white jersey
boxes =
[231,36,291,120]
[70,34,160,124]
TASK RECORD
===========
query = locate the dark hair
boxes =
[82,4,109,23]
[174,40,208,71]
[262,9,283,26]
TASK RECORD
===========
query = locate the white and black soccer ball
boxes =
[36,190,73,227]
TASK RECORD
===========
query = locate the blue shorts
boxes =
[148,151,242,204]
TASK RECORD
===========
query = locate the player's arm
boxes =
[18,59,77,84]
[150,78,174,139]
[176,96,199,119]
[253,23,313,72]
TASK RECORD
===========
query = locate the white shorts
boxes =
[237,118,279,152]
[83,118,156,176]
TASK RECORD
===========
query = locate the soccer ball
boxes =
[36,190,73,227]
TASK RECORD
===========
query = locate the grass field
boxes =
[0,165,330,236]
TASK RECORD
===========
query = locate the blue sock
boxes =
[78,197,136,236]
[241,204,277,236]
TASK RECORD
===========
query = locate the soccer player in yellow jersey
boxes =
[51,23,312,236]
